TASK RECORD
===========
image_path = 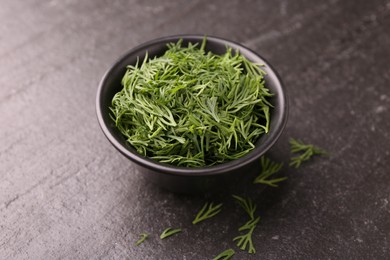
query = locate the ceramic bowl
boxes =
[96,35,288,193]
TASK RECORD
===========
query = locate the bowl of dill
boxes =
[96,35,288,193]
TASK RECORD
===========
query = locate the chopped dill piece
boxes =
[160,227,182,239]
[192,202,223,224]
[110,38,273,167]
[212,248,236,260]
[232,195,256,220]
[289,138,328,168]
[253,156,287,187]
[233,216,260,254]
[232,195,259,254]
[134,233,148,246]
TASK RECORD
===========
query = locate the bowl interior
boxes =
[96,35,288,176]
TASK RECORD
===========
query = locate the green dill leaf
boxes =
[212,248,235,260]
[134,233,148,246]
[233,196,260,254]
[238,216,260,231]
[232,195,256,220]
[110,38,273,167]
[200,35,207,52]
[253,156,287,187]
[159,227,182,239]
[192,202,223,224]
[289,138,328,168]
[233,217,259,254]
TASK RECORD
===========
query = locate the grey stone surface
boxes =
[1,0,389,259]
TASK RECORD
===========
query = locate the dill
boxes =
[233,216,260,254]
[253,156,287,187]
[134,233,148,246]
[192,202,223,224]
[212,248,235,260]
[110,38,273,167]
[289,138,328,168]
[159,227,182,239]
[232,195,256,220]
[232,195,259,254]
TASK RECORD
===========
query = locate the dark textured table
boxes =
[1,0,389,259]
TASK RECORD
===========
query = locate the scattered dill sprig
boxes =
[159,228,182,239]
[232,195,259,254]
[134,233,148,246]
[238,216,261,232]
[289,138,328,168]
[232,195,256,220]
[110,38,273,167]
[192,202,223,224]
[212,248,235,260]
[233,216,260,254]
[253,156,287,187]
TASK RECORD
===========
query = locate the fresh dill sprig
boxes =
[253,156,287,187]
[289,138,328,168]
[238,216,261,232]
[233,216,260,254]
[232,195,259,254]
[192,202,223,224]
[159,227,182,239]
[110,38,273,167]
[134,233,148,246]
[232,195,256,220]
[212,248,235,260]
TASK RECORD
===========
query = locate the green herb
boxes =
[160,227,182,239]
[110,38,273,167]
[253,156,287,187]
[238,216,260,231]
[233,216,260,254]
[232,195,259,254]
[134,233,148,246]
[232,195,256,220]
[212,248,235,260]
[289,138,328,168]
[192,202,223,224]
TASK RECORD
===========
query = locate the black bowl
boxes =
[96,35,288,194]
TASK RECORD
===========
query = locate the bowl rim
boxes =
[96,34,288,177]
